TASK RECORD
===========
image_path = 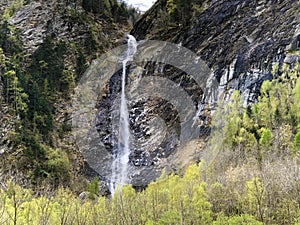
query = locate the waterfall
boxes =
[109,35,137,195]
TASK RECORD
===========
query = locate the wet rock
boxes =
[99,180,110,196]
[92,58,205,186]
[78,191,89,201]
[284,54,300,64]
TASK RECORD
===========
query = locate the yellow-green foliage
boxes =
[206,63,300,225]
[293,73,300,122]
[0,48,5,67]
[0,165,211,225]
[213,213,263,225]
[110,164,212,225]
[45,147,71,184]
[242,178,265,221]
[3,0,24,19]
[166,0,177,15]
[0,160,299,225]
[258,128,272,148]
[294,132,300,152]
[218,63,300,156]
[224,90,243,147]
[86,177,99,199]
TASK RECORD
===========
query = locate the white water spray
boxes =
[109,35,137,195]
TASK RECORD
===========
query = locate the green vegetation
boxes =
[219,62,300,156]
[0,162,298,225]
[0,1,299,224]
[166,0,194,25]
[82,0,139,24]
[0,63,299,224]
[144,0,209,39]
[0,0,137,190]
[0,24,73,185]
[86,177,100,199]
[0,0,140,187]
[166,0,208,25]
[204,62,300,224]
[2,0,24,20]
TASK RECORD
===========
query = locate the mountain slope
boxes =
[0,0,132,191]
[132,0,300,103]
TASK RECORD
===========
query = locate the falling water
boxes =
[109,35,137,195]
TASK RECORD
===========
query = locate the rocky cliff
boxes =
[1,0,299,191]
[103,0,299,186]
[132,0,300,104]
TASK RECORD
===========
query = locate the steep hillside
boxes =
[85,0,300,187]
[132,0,300,103]
[0,0,133,192]
[0,0,299,224]
[1,0,299,197]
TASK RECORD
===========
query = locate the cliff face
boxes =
[132,0,300,104]
[117,0,299,185]
[83,0,300,187]
[1,0,300,190]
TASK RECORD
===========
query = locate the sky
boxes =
[125,0,155,12]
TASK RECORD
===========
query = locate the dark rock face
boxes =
[132,0,300,104]
[94,63,203,186]
[74,39,211,187]
[109,0,300,186]
[87,0,300,188]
